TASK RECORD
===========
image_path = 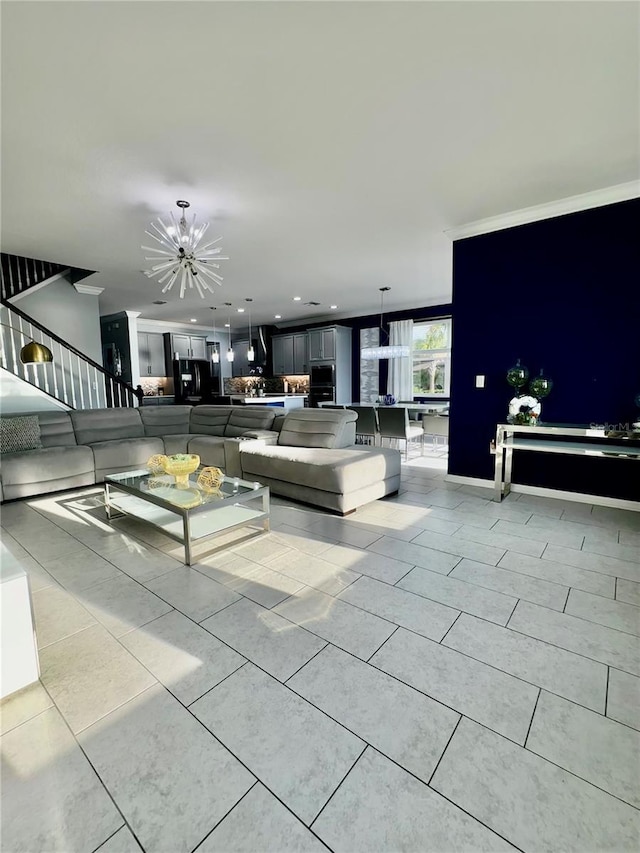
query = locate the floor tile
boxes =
[409,513,463,535]
[590,505,640,532]
[79,684,254,853]
[352,517,427,544]
[191,664,363,825]
[443,613,607,712]
[96,826,142,852]
[509,600,640,676]
[0,681,52,736]
[104,542,182,583]
[201,598,326,681]
[583,538,640,564]
[76,574,173,638]
[619,529,640,547]
[19,526,86,562]
[543,543,640,583]
[273,587,396,660]
[271,522,337,555]
[371,628,537,744]
[398,566,517,625]
[456,524,545,557]
[0,531,58,591]
[231,534,293,564]
[566,588,640,637]
[527,691,640,808]
[305,516,383,549]
[427,505,500,530]
[456,499,534,523]
[320,543,412,584]
[338,574,459,641]
[197,783,327,852]
[498,550,615,598]
[617,578,640,606]
[39,623,156,733]
[32,585,97,649]
[450,558,568,611]
[1,706,122,853]
[289,645,459,781]
[367,535,461,574]
[492,518,584,549]
[312,747,516,852]
[262,550,361,596]
[431,717,640,853]
[607,668,640,731]
[410,528,506,566]
[222,563,307,608]
[42,548,124,592]
[121,610,246,706]
[145,566,241,622]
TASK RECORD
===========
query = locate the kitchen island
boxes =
[229,395,307,409]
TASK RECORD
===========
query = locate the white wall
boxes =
[0,368,69,413]
[17,278,102,363]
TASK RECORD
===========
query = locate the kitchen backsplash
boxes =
[140,376,173,396]
[224,374,309,395]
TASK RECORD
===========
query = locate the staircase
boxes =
[1,252,138,409]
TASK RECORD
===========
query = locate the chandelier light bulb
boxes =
[142,200,229,299]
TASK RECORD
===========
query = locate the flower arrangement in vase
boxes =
[506,362,553,425]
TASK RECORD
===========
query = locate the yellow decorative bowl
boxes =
[162,453,200,488]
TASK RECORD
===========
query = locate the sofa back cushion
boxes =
[71,409,144,445]
[140,405,192,436]
[224,407,277,437]
[189,406,233,436]
[37,411,77,447]
[0,415,42,453]
[278,409,357,449]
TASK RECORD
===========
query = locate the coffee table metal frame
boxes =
[104,469,270,565]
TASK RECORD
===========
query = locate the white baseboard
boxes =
[444,474,640,512]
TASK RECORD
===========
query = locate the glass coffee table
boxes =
[104,469,270,565]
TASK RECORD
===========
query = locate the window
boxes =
[412,318,452,396]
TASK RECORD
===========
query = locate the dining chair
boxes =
[376,406,423,460]
[349,406,379,446]
[422,414,449,451]
[397,400,420,421]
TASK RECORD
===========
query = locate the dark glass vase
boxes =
[506,359,529,392]
[530,370,553,400]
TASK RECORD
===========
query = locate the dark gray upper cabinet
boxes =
[138,332,166,376]
[165,333,208,360]
[308,327,336,361]
[272,333,307,375]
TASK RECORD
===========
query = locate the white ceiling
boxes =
[1,1,638,332]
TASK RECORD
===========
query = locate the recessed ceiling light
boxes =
[190,318,197,323]
[275,314,282,319]
[330,305,338,309]
[293,296,301,301]
[237,308,245,313]
[224,323,230,328]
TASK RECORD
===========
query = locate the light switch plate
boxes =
[475,375,485,388]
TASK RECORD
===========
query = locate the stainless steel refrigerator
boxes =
[172,358,219,404]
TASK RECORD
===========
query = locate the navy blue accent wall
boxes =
[449,198,640,501]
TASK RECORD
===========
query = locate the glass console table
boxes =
[104,470,270,565]
[494,423,640,502]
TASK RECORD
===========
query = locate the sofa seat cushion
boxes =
[240,445,401,495]
[187,436,226,468]
[0,445,95,486]
[90,437,165,477]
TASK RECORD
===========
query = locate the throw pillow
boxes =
[0,415,42,453]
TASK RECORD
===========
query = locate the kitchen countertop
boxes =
[229,394,307,406]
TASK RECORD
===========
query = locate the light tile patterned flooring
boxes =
[1,456,640,852]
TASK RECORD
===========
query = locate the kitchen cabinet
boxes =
[137,333,166,376]
[164,333,207,360]
[308,327,337,361]
[272,333,308,375]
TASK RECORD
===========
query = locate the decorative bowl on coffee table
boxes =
[162,453,200,488]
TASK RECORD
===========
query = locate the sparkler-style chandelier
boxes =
[360,287,410,360]
[142,200,229,299]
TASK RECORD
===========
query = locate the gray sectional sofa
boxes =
[0,406,401,514]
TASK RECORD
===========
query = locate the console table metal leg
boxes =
[494,426,505,502]
[263,490,270,532]
[504,444,514,499]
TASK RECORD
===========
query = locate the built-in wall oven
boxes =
[309,387,335,408]
[310,363,335,387]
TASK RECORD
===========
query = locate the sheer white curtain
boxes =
[388,320,413,400]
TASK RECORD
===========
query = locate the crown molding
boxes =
[72,282,104,295]
[445,180,640,241]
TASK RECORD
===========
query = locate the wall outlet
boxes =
[475,375,485,388]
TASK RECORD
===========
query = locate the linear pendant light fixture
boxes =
[246,298,255,362]
[209,307,220,363]
[225,303,234,362]
[361,287,410,360]
[142,200,229,299]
